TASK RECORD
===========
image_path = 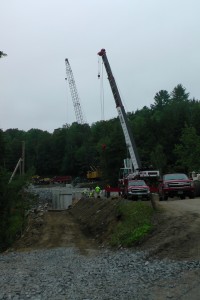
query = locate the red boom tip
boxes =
[97,49,106,56]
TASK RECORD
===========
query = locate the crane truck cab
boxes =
[119,168,160,197]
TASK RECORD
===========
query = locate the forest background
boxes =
[1,84,200,185]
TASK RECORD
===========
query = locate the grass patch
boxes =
[110,201,154,247]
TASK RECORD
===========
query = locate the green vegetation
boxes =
[0,168,32,251]
[0,51,7,58]
[110,202,154,247]
[1,84,200,185]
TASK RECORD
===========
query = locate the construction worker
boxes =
[106,184,111,198]
[89,188,94,198]
[95,185,101,198]
[82,188,89,198]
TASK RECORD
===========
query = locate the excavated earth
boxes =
[11,196,200,261]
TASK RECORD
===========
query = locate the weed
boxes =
[110,201,154,247]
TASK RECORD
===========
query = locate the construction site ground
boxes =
[11,196,200,261]
[6,195,200,299]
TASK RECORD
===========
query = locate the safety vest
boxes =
[95,186,100,193]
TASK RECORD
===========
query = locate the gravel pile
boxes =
[0,247,200,300]
[27,185,53,205]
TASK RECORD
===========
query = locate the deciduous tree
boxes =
[174,126,200,172]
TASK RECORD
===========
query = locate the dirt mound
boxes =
[139,210,200,260]
[70,198,200,260]
[69,197,122,244]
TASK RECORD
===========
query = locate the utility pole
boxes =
[8,158,23,184]
[22,141,25,175]
[8,141,25,183]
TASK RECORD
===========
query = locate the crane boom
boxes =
[98,49,141,171]
[65,58,86,124]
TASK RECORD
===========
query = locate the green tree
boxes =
[171,84,189,102]
[0,51,7,58]
[131,107,158,166]
[174,126,200,172]
[150,144,167,174]
[60,123,93,177]
[151,90,170,110]
[3,129,26,171]
[0,169,29,251]
[0,130,5,167]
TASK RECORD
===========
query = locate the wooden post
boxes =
[22,141,25,175]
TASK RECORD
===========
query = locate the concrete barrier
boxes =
[51,188,73,210]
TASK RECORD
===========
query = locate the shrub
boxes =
[110,201,154,247]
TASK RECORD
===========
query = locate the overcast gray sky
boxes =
[1,0,200,132]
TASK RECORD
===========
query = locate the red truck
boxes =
[158,173,195,200]
[123,179,151,200]
[51,176,72,184]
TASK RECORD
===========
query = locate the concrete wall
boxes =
[51,188,73,210]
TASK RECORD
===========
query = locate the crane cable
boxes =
[98,57,105,121]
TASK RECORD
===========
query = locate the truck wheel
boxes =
[189,193,195,199]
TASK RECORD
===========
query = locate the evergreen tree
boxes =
[151,90,170,110]
[171,84,189,102]
[0,51,7,58]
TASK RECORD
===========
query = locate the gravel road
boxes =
[1,247,200,300]
[158,197,200,216]
[1,191,200,299]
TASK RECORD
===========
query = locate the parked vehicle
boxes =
[158,173,195,200]
[124,179,151,200]
[190,171,200,197]
[51,176,72,184]
[31,176,51,185]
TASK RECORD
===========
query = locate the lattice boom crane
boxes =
[65,58,86,124]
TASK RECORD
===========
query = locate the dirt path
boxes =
[12,210,98,255]
[158,197,200,216]
[140,197,200,260]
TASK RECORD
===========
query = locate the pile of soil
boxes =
[69,197,122,244]
[70,197,200,260]
[139,209,200,260]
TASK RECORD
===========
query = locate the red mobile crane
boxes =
[98,49,159,194]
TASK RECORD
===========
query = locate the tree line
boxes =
[1,84,200,186]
